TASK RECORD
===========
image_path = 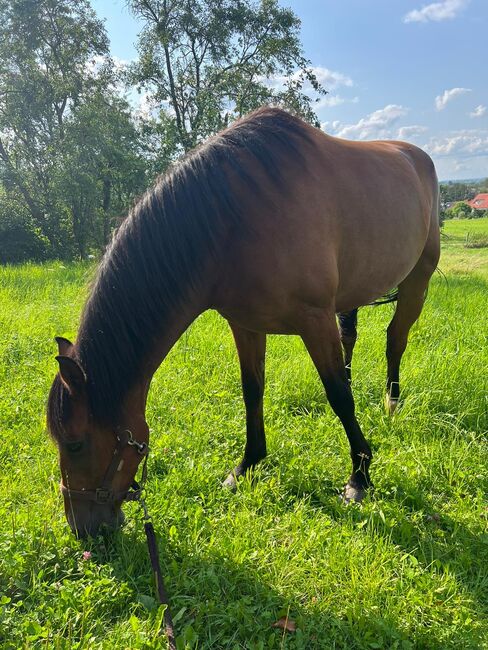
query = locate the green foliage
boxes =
[0,221,487,648]
[0,194,49,263]
[0,0,146,261]
[439,182,473,205]
[443,201,485,221]
[1,0,325,262]
[439,179,488,211]
[58,89,148,256]
[447,201,472,219]
[464,232,488,248]
[0,0,109,253]
[127,0,326,156]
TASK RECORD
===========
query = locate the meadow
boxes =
[0,218,487,649]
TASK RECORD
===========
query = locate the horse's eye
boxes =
[65,441,84,455]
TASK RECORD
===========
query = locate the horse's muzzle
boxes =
[66,502,125,538]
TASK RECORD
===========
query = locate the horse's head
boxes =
[47,337,149,538]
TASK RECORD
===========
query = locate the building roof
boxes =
[467,193,488,210]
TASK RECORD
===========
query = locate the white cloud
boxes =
[403,0,470,23]
[435,155,488,180]
[309,67,353,90]
[130,90,174,120]
[263,66,353,95]
[469,105,487,118]
[435,87,471,110]
[327,104,409,140]
[316,95,345,108]
[397,125,429,141]
[423,129,488,157]
[323,107,430,144]
[315,94,359,109]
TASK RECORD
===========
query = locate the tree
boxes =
[0,0,109,254]
[444,201,473,220]
[59,86,147,257]
[0,1,149,260]
[127,0,326,156]
[0,187,49,263]
[439,181,474,206]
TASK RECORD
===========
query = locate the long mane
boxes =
[49,107,313,428]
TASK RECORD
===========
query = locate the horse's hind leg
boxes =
[300,308,372,502]
[385,251,438,414]
[338,309,358,383]
[223,323,267,489]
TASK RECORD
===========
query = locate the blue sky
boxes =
[92,0,487,180]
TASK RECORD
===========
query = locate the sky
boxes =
[92,0,488,181]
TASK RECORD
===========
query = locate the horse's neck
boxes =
[129,293,207,415]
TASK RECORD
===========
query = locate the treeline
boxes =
[440,179,488,222]
[0,0,325,263]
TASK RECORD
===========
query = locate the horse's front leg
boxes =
[223,322,267,490]
[300,308,372,502]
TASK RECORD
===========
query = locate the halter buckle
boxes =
[95,487,112,504]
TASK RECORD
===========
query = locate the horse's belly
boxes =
[334,207,430,311]
[334,262,411,312]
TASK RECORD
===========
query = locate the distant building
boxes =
[467,193,488,210]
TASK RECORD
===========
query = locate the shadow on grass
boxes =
[95,525,426,650]
[281,470,487,649]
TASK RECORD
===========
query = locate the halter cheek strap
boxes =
[60,429,149,505]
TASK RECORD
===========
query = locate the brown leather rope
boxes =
[143,515,177,649]
[135,454,177,649]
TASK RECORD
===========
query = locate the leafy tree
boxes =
[0,1,148,260]
[439,182,474,206]
[0,189,49,263]
[59,87,147,257]
[444,201,473,220]
[127,0,326,155]
[0,0,108,253]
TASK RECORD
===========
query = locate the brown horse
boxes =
[47,107,440,537]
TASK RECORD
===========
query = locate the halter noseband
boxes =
[60,429,149,505]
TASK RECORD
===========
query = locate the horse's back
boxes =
[213,117,439,330]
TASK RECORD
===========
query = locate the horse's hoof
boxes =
[341,483,366,504]
[385,394,399,416]
[222,472,238,492]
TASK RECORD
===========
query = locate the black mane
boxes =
[48,108,313,429]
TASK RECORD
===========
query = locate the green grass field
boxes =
[0,218,487,649]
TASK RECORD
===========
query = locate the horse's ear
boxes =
[55,336,74,356]
[55,355,86,396]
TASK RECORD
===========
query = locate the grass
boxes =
[464,233,488,249]
[441,217,488,275]
[0,219,487,649]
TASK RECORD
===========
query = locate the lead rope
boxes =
[134,453,177,650]
[140,498,177,650]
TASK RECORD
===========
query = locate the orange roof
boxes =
[467,193,488,209]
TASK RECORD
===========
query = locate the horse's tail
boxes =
[369,288,399,306]
[368,282,434,307]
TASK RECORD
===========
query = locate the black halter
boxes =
[60,428,149,505]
